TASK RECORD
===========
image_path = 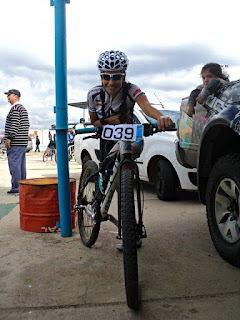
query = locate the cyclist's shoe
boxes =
[116,239,142,251]
[116,242,123,251]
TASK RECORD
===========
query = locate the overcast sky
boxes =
[0,0,240,130]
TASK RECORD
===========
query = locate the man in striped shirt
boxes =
[4,89,29,194]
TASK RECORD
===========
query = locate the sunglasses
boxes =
[100,73,125,81]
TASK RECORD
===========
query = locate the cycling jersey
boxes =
[87,83,144,119]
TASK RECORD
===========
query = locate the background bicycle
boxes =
[43,146,56,162]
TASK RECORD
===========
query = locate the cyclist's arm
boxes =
[136,94,172,131]
[89,111,122,127]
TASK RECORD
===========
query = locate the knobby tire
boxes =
[121,168,139,310]
[78,160,101,247]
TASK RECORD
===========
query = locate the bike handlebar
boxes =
[75,127,97,135]
[74,122,175,140]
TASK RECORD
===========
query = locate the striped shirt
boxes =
[5,103,30,146]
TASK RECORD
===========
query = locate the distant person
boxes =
[67,129,75,146]
[75,118,86,130]
[45,125,56,153]
[35,135,40,152]
[4,89,29,194]
[187,63,229,117]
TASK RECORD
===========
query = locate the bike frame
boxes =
[77,136,145,241]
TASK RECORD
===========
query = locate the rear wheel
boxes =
[155,159,177,200]
[78,160,101,247]
[43,151,49,162]
[120,168,139,310]
[206,153,240,267]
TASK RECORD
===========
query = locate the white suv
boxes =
[74,107,197,200]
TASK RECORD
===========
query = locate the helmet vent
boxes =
[97,50,129,72]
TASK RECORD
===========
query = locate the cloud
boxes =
[127,43,240,75]
[1,42,240,129]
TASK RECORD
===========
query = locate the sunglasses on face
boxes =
[100,73,124,81]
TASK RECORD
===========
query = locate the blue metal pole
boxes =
[51,0,72,237]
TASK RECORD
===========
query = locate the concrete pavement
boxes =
[0,152,239,319]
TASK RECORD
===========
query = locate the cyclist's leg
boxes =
[131,140,144,160]
[50,146,54,161]
[43,147,50,161]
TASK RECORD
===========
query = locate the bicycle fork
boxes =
[117,155,147,241]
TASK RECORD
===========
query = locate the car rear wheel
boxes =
[154,159,177,200]
[206,153,240,267]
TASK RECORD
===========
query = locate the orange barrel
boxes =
[19,177,76,232]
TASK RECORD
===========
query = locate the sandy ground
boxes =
[0,152,239,319]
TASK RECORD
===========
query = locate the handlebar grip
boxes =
[143,120,176,137]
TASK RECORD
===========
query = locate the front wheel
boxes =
[120,168,139,310]
[206,153,240,267]
[78,160,101,247]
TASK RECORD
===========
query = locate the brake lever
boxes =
[143,123,156,136]
[82,127,103,140]
[83,131,102,140]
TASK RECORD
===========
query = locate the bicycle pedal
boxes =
[73,204,81,210]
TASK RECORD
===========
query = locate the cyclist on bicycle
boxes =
[86,50,173,250]
[87,50,173,157]
[44,125,56,157]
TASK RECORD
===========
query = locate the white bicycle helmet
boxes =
[97,50,129,72]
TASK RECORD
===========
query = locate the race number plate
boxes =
[101,124,143,141]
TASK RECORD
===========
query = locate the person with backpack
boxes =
[87,50,172,157]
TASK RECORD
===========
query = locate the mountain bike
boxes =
[43,146,56,162]
[74,123,156,309]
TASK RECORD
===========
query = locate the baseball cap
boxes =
[4,89,21,97]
